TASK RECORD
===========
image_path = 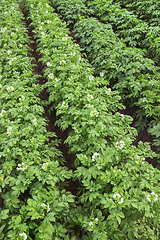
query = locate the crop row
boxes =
[114,0,160,26]
[50,0,160,155]
[85,0,160,65]
[25,0,160,239]
[0,1,76,239]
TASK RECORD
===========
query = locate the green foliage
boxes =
[0,1,76,239]
[149,121,160,154]
[116,0,160,26]
[73,17,160,122]
[26,0,160,239]
[51,0,160,151]
[86,0,160,64]
[50,0,93,26]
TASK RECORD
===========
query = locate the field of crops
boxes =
[0,0,160,239]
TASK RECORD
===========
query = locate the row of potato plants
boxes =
[85,0,160,66]
[24,0,160,239]
[0,1,77,239]
[50,0,160,155]
[114,0,160,26]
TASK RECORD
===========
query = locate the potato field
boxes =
[0,0,160,239]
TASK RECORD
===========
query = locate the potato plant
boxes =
[0,1,76,239]
[86,0,160,65]
[115,0,160,25]
[50,0,160,155]
[24,0,160,239]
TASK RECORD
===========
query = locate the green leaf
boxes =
[0,209,9,220]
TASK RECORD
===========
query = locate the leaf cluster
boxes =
[50,0,160,151]
[0,1,75,239]
[86,0,160,65]
[26,0,160,239]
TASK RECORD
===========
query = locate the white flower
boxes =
[55,78,60,82]
[70,52,76,56]
[1,27,7,32]
[88,104,94,108]
[135,155,145,165]
[100,72,104,77]
[41,203,50,212]
[42,162,48,171]
[147,194,151,202]
[95,218,98,223]
[73,126,79,133]
[115,141,125,150]
[90,109,99,117]
[113,169,121,176]
[47,62,52,67]
[120,114,125,120]
[147,192,158,202]
[11,32,16,37]
[61,101,68,109]
[19,106,23,112]
[19,232,27,240]
[89,221,93,227]
[113,193,121,199]
[17,163,28,171]
[7,86,14,92]
[47,205,50,212]
[113,193,124,204]
[0,110,6,117]
[19,96,25,102]
[151,192,158,201]
[62,36,68,41]
[105,88,111,94]
[87,94,94,101]
[48,73,54,79]
[41,32,46,38]
[118,197,124,204]
[45,10,48,14]
[7,127,12,135]
[89,76,94,81]
[92,152,100,161]
[9,57,16,64]
[41,203,46,208]
[39,26,43,30]
[7,50,12,55]
[60,60,66,65]
[32,118,37,126]
[47,20,52,24]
